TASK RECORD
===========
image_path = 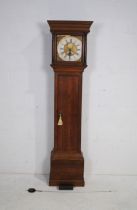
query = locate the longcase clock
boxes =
[47,20,93,187]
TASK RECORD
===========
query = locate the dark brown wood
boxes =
[47,20,93,187]
[47,20,93,33]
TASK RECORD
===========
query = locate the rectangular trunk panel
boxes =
[55,73,82,152]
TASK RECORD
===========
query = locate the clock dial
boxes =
[57,35,82,61]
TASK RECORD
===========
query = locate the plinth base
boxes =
[49,151,85,187]
[49,179,84,186]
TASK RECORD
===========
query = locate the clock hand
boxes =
[68,49,72,60]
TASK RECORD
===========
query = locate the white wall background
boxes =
[0,0,137,176]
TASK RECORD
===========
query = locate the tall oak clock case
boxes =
[47,20,93,186]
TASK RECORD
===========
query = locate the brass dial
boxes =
[57,35,82,61]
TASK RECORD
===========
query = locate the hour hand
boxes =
[68,49,72,60]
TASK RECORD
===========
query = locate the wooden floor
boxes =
[0,174,136,210]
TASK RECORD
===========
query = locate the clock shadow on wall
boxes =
[82,23,102,176]
[22,22,54,184]
[36,23,54,183]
